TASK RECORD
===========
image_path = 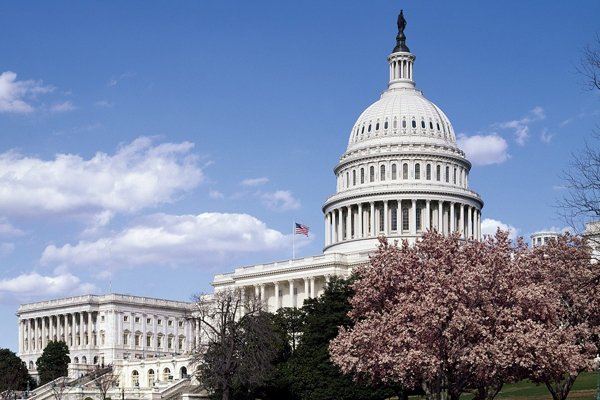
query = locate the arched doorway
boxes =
[147,369,155,387]
[132,370,139,387]
[180,366,187,379]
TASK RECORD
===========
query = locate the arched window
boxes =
[393,118,398,129]
[360,168,365,184]
[429,121,434,129]
[82,356,87,364]
[421,120,426,129]
[402,163,408,179]
[453,168,457,184]
[379,206,384,232]
[384,120,389,129]
[368,124,372,132]
[93,356,98,365]
[402,207,409,231]
[361,125,365,134]
[445,166,450,183]
[411,120,416,128]
[346,172,349,188]
[163,368,172,382]
[380,165,385,181]
[402,119,406,128]
[180,366,188,379]
[415,163,421,179]
[437,122,440,131]
[426,164,431,180]
[369,166,375,183]
[375,122,380,131]
[132,370,139,386]
[148,369,155,387]
[436,165,441,181]
[74,357,79,364]
[391,164,397,180]
[29,361,34,370]
[352,170,356,186]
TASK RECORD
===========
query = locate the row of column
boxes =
[325,199,481,246]
[239,275,332,312]
[20,311,95,354]
[389,54,414,81]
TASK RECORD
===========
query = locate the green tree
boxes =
[0,348,35,399]
[36,341,70,385]
[270,276,405,400]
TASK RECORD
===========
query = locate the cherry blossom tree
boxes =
[329,231,599,400]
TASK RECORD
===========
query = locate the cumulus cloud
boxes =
[0,71,54,113]
[456,134,509,166]
[50,100,75,113]
[0,219,24,237]
[0,272,96,303]
[0,137,203,224]
[496,106,545,146]
[261,190,301,211]
[481,218,519,241]
[41,212,291,269]
[241,177,269,187]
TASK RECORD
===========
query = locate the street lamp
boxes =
[595,355,600,400]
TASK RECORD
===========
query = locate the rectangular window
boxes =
[360,168,365,184]
[178,321,183,327]
[158,319,162,326]
[178,337,184,349]
[453,168,457,184]
[416,207,422,231]
[403,163,408,179]
[391,164,397,180]
[168,320,173,327]
[426,164,431,180]
[146,335,151,347]
[391,208,398,231]
[445,166,450,183]
[135,317,140,323]
[123,334,128,345]
[402,208,409,231]
[123,316,129,322]
[135,334,140,346]
[147,318,151,324]
[157,336,162,348]
[168,337,173,349]
[436,165,441,181]
[100,315,105,323]
[379,206,384,232]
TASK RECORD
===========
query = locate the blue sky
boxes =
[0,1,599,351]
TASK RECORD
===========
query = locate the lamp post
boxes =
[596,355,600,400]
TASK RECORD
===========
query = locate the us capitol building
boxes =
[16,10,485,395]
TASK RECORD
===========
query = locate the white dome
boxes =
[347,87,457,153]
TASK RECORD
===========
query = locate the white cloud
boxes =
[540,128,554,144]
[481,218,519,241]
[0,219,24,237]
[0,272,96,303]
[456,134,509,166]
[41,212,291,269]
[0,71,54,113]
[50,100,75,113]
[0,137,203,224]
[241,177,269,187]
[261,190,301,211]
[209,189,224,199]
[496,106,545,146]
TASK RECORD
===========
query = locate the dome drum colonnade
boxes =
[323,10,482,254]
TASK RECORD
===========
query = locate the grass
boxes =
[408,372,598,399]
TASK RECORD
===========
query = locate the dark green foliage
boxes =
[259,276,407,400]
[36,341,70,385]
[0,348,35,394]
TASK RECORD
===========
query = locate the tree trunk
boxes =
[222,385,230,400]
[545,374,577,400]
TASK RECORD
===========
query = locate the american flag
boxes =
[295,222,309,236]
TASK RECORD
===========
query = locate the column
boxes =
[425,200,431,232]
[41,317,47,349]
[467,206,473,239]
[325,213,331,246]
[310,277,315,299]
[476,210,481,240]
[304,278,309,303]
[438,200,443,234]
[459,204,465,239]
[345,206,351,240]
[383,200,389,235]
[288,280,295,308]
[450,202,455,233]
[18,320,23,353]
[260,284,265,302]
[337,209,343,242]
[370,202,375,237]
[357,203,363,238]
[33,318,38,351]
[410,199,417,235]
[274,282,280,309]
[88,312,93,349]
[254,285,260,300]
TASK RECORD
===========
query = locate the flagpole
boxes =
[292,221,295,260]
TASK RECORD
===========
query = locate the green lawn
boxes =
[408,372,598,399]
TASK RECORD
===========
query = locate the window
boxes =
[157,335,163,348]
[415,163,420,179]
[391,207,398,231]
[391,164,397,180]
[426,164,431,180]
[146,335,152,347]
[135,333,141,346]
[168,336,173,349]
[437,122,440,131]
[384,120,388,129]
[360,168,365,184]
[379,206,384,232]
[123,316,129,322]
[421,120,425,129]
[436,165,441,181]
[361,126,365,134]
[416,207,422,231]
[411,120,416,128]
[445,166,450,183]
[453,168,457,184]
[402,119,406,128]
[380,165,385,181]
[402,163,408,179]
[394,118,398,129]
[163,368,172,382]
[132,370,139,386]
[147,318,151,324]
[123,333,128,345]
[368,124,371,132]
[100,315,105,322]
[369,166,375,182]
[135,317,140,323]
[148,370,155,386]
[402,207,409,231]
[375,122,380,131]
[429,121,433,129]
[157,319,162,326]
[178,337,184,349]
[178,321,183,328]
[168,320,173,327]
[346,172,349,188]
[352,170,356,186]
